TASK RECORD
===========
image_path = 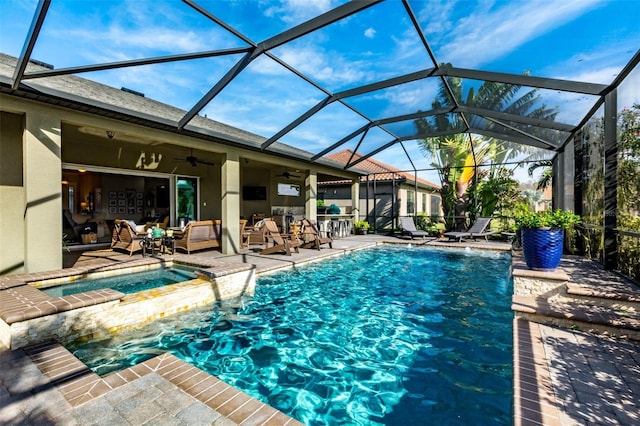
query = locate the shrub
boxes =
[514,209,580,230]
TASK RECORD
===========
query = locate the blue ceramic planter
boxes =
[521,228,564,271]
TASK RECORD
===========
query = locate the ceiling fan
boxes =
[276,168,301,179]
[175,148,215,167]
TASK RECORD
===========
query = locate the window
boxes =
[422,193,427,213]
[431,195,441,217]
[277,183,300,196]
[407,191,415,214]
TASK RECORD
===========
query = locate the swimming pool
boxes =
[38,266,197,297]
[69,246,513,424]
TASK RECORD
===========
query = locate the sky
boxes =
[1,0,639,185]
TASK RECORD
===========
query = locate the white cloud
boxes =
[418,0,604,68]
[364,27,376,39]
[265,0,336,24]
[272,43,376,87]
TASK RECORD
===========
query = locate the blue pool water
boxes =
[41,266,197,297]
[69,246,513,425]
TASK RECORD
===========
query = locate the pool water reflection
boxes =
[40,266,197,297]
[69,246,513,425]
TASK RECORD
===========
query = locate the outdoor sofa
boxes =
[174,220,222,254]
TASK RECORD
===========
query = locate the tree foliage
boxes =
[617,104,640,281]
[415,68,558,231]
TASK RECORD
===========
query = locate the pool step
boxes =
[511,255,640,340]
[511,294,640,340]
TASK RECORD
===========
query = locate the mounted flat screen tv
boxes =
[243,185,267,200]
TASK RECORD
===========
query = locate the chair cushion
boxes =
[189,225,210,242]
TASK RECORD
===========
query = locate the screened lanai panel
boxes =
[340,78,442,121]
[485,139,557,168]
[30,1,242,66]
[196,0,349,42]
[615,64,640,280]
[454,78,591,125]
[409,0,640,82]
[32,4,238,57]
[278,102,369,155]
[321,126,396,163]
[75,57,245,113]
[200,55,326,139]
[363,142,413,171]
[397,139,444,170]
[269,1,434,93]
[19,1,254,113]
[381,113,465,140]
[468,115,569,149]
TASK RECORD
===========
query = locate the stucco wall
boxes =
[0,111,25,274]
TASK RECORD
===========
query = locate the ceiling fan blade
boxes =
[197,159,215,166]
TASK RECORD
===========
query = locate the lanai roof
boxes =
[1,0,638,181]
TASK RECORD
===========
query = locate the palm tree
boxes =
[522,189,544,211]
[418,133,490,230]
[527,160,553,191]
[416,68,558,230]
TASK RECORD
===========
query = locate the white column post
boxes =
[351,178,360,222]
[221,152,241,254]
[305,170,318,222]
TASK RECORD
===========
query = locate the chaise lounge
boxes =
[174,220,222,254]
[399,216,429,239]
[443,217,496,242]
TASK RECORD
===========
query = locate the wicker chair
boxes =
[111,219,145,256]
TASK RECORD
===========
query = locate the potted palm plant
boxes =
[515,209,580,271]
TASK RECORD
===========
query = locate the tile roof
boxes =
[322,150,440,190]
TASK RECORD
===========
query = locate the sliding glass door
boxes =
[176,177,198,222]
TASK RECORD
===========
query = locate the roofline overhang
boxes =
[0,77,369,177]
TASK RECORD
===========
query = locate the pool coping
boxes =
[0,256,254,325]
[513,318,563,425]
[23,340,302,425]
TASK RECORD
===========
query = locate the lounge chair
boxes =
[63,209,98,242]
[300,218,333,250]
[443,217,496,242]
[399,216,429,239]
[260,220,301,256]
[111,219,145,256]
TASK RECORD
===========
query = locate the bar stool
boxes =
[342,219,352,236]
[337,219,349,238]
[331,218,341,238]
